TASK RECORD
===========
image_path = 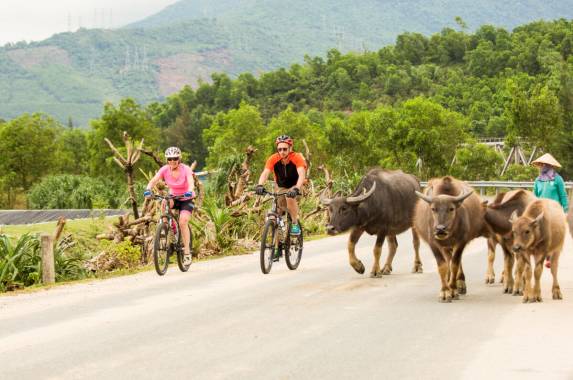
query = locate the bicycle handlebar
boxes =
[150,194,192,201]
[260,189,289,197]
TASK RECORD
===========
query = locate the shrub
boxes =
[501,164,538,181]
[28,174,125,209]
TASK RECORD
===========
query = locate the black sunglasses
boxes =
[277,147,289,152]
[167,157,179,161]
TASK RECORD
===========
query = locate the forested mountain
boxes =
[2,0,573,125]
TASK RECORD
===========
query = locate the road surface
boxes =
[1,231,573,379]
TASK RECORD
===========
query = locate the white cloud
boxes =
[0,0,178,45]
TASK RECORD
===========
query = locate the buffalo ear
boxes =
[531,212,544,227]
[509,210,518,224]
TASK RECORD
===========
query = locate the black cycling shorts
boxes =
[173,199,195,213]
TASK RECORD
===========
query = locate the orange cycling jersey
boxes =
[265,152,307,188]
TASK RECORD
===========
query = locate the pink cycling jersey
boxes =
[157,164,193,196]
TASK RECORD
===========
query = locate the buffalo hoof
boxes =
[523,294,539,303]
[381,265,392,275]
[370,271,383,278]
[412,263,423,274]
[513,289,523,296]
[485,274,495,284]
[456,280,467,295]
[503,282,514,294]
[439,290,452,303]
[352,261,365,274]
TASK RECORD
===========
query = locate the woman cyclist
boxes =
[144,147,195,265]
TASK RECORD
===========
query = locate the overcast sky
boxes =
[0,0,178,45]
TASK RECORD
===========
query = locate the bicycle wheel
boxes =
[153,222,171,275]
[285,221,303,270]
[177,224,193,272]
[260,220,277,274]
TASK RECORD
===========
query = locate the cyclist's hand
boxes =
[255,185,265,195]
[143,189,152,198]
[287,187,300,198]
[184,191,195,198]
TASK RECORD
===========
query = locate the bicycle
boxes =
[258,189,304,274]
[150,193,194,275]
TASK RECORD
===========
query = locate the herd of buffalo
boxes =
[320,168,573,303]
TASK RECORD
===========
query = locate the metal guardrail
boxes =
[420,180,573,196]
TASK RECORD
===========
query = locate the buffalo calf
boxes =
[510,199,567,303]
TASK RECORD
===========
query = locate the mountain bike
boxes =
[258,189,304,274]
[150,193,193,275]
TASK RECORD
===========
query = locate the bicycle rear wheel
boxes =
[177,224,193,272]
[260,220,277,274]
[285,222,303,270]
[153,222,171,275]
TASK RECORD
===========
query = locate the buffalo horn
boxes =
[320,191,333,206]
[453,190,472,203]
[415,190,432,204]
[347,182,377,204]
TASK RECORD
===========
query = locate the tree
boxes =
[509,83,563,150]
[386,97,469,178]
[203,102,265,168]
[450,144,503,180]
[54,127,90,175]
[88,98,160,177]
[0,113,60,191]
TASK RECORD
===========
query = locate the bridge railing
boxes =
[420,180,573,196]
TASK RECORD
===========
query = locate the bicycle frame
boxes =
[153,194,185,238]
[264,191,291,225]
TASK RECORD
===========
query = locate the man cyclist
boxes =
[144,147,195,265]
[255,135,306,235]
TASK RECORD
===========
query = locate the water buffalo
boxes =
[510,199,567,303]
[414,176,486,302]
[483,189,536,294]
[321,168,422,277]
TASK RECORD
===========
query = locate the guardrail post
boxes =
[41,234,55,285]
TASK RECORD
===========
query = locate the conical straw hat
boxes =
[531,153,561,168]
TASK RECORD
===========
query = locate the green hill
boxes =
[1,0,573,125]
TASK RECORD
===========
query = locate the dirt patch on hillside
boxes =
[7,46,71,69]
[154,48,232,96]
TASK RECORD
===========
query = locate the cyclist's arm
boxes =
[146,170,164,190]
[257,168,272,186]
[295,166,306,189]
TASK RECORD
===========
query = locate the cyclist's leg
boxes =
[276,186,288,217]
[177,200,194,256]
[179,211,192,255]
[285,196,299,225]
[278,186,300,225]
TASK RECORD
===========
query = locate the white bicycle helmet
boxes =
[164,146,182,159]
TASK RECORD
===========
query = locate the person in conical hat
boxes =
[531,153,568,268]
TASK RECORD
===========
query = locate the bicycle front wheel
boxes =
[153,222,171,275]
[285,223,303,270]
[260,220,277,274]
[177,224,193,272]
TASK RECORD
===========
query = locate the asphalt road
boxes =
[1,231,573,380]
